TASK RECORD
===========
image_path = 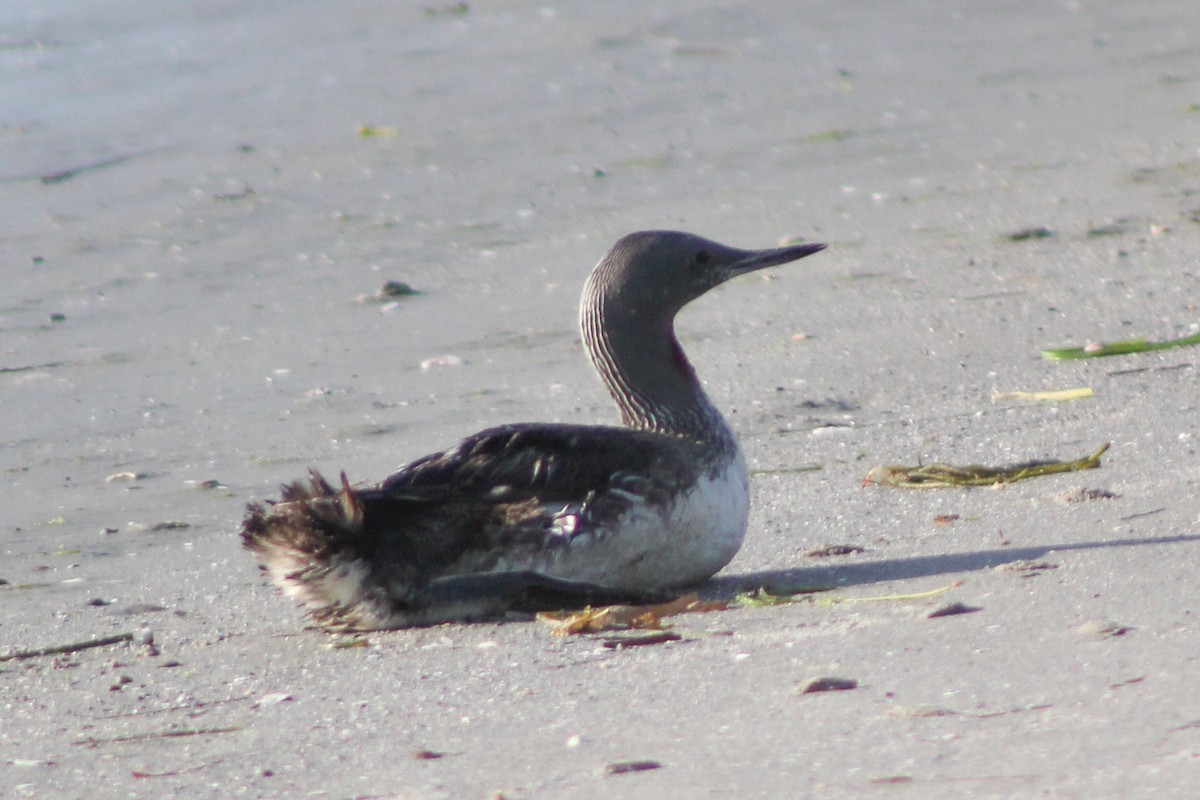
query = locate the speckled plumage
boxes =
[242,231,824,631]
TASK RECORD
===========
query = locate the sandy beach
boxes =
[3,1,1199,797]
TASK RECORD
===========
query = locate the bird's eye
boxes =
[694,249,711,265]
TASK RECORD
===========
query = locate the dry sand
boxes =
[3,1,1199,797]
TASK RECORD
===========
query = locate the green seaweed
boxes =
[865,443,1109,488]
[735,586,836,606]
[1042,331,1200,360]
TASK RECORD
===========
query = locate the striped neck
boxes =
[576,231,824,444]
[580,274,732,443]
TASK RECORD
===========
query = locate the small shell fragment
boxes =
[420,355,466,370]
[995,560,1058,575]
[257,692,294,706]
[1056,487,1117,503]
[601,631,682,649]
[603,760,662,776]
[927,601,981,619]
[1005,226,1054,241]
[357,280,422,304]
[411,749,444,760]
[1077,619,1132,638]
[799,676,858,694]
[105,472,146,483]
[804,544,865,558]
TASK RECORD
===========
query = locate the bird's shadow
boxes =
[701,532,1200,599]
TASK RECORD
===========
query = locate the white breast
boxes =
[533,449,751,590]
[661,449,751,585]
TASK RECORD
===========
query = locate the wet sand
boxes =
[3,1,1199,797]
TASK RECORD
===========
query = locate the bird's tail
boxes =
[241,470,406,631]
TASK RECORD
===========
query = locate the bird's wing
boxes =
[376,422,699,506]
[336,423,704,573]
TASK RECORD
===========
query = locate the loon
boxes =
[242,231,825,631]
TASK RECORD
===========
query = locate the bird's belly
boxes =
[515,455,751,590]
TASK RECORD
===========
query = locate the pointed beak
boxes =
[726,241,826,279]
